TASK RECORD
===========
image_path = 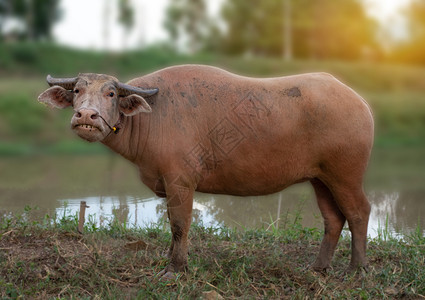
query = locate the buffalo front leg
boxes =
[311,179,346,272]
[158,175,194,280]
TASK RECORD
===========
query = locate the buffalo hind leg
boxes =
[326,181,371,272]
[342,190,370,271]
[311,179,346,272]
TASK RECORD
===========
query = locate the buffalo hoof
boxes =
[311,263,330,274]
[156,269,177,281]
[345,265,368,276]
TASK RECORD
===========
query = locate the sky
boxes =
[53,0,169,51]
[52,0,411,51]
[364,0,411,41]
[53,0,223,51]
[364,0,410,20]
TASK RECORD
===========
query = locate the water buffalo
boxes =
[38,65,374,280]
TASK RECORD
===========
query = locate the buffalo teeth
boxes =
[78,124,97,130]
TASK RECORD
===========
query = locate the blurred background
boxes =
[0,0,424,236]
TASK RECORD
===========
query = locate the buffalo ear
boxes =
[38,85,73,109]
[119,94,152,116]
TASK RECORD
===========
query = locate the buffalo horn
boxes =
[46,75,78,90]
[117,82,159,97]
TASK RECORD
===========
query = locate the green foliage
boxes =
[9,42,40,64]
[0,93,46,136]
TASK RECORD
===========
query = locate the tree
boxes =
[163,0,209,53]
[408,0,425,39]
[0,0,60,41]
[221,0,285,56]
[392,0,425,64]
[117,0,134,48]
[306,0,378,60]
[32,0,61,40]
[0,0,9,40]
[164,1,182,49]
[220,0,380,60]
[283,0,292,61]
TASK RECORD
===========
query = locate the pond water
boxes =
[0,147,424,238]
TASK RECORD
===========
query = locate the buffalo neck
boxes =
[101,113,151,164]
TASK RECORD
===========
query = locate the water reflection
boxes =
[56,196,219,229]
[53,186,424,238]
[0,148,424,238]
[56,196,162,227]
[368,190,425,237]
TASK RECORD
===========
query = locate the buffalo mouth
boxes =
[72,123,105,142]
[73,124,101,132]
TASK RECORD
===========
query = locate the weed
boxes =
[376,214,392,241]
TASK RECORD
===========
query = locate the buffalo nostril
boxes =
[75,109,99,120]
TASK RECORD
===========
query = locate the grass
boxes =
[0,208,424,299]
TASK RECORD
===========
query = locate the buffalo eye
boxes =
[108,92,115,97]
[74,89,79,94]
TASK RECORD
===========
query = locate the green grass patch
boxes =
[0,208,424,299]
